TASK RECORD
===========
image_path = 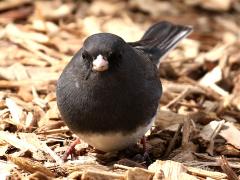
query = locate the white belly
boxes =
[76,119,154,152]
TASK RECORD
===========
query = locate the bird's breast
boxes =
[76,118,154,152]
[57,66,161,133]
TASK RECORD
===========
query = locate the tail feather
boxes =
[129,21,192,67]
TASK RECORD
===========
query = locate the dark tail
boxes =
[129,21,192,66]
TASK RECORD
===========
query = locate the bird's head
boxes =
[82,33,125,72]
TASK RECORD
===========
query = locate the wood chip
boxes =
[148,160,188,179]
[5,98,23,126]
[187,166,227,179]
[0,160,16,179]
[18,133,63,164]
[81,169,125,180]
[7,155,55,177]
[217,156,238,180]
[126,167,154,180]
[199,120,225,142]
[0,0,31,11]
[0,131,36,152]
[219,122,240,149]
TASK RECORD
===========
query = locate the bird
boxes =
[56,21,192,155]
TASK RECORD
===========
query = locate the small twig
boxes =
[217,156,239,180]
[114,164,133,170]
[36,127,69,135]
[206,120,225,155]
[163,124,183,158]
[164,88,190,108]
[187,166,227,179]
[182,116,191,147]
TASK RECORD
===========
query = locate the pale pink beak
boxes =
[92,54,109,72]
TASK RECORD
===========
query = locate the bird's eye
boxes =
[118,53,122,59]
[108,52,122,60]
[82,50,90,59]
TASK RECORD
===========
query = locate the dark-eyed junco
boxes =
[57,21,192,152]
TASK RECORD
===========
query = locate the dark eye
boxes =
[82,50,90,60]
[118,53,122,59]
[109,52,122,61]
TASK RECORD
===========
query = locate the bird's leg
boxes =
[140,136,147,152]
[63,138,81,162]
[140,136,152,163]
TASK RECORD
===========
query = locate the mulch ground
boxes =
[0,0,240,179]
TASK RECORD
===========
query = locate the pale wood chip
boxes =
[5,23,49,43]
[64,162,107,173]
[6,96,33,111]
[179,172,198,180]
[82,16,102,35]
[89,1,126,16]
[27,172,52,180]
[18,133,63,164]
[35,1,74,20]
[102,18,144,42]
[199,66,229,97]
[199,120,225,141]
[181,39,200,59]
[0,160,16,179]
[148,160,187,179]
[0,108,9,119]
[0,145,8,156]
[184,0,231,11]
[0,67,15,81]
[44,92,56,102]
[81,169,125,180]
[6,32,60,65]
[219,122,240,149]
[46,101,60,120]
[125,167,154,180]
[5,98,23,126]
[129,0,179,18]
[25,111,34,129]
[0,0,31,11]
[204,44,229,62]
[206,120,225,155]
[31,19,59,35]
[17,86,33,102]
[200,0,231,11]
[187,166,227,179]
[67,171,82,179]
[0,131,36,151]
[10,63,29,81]
[26,67,60,81]
[31,86,48,109]
[7,155,55,177]
[0,79,55,89]
[216,144,240,156]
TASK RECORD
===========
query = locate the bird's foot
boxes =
[62,138,81,162]
[140,136,152,164]
[140,136,147,152]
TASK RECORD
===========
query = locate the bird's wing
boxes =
[128,21,192,67]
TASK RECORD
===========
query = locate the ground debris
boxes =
[0,0,240,179]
